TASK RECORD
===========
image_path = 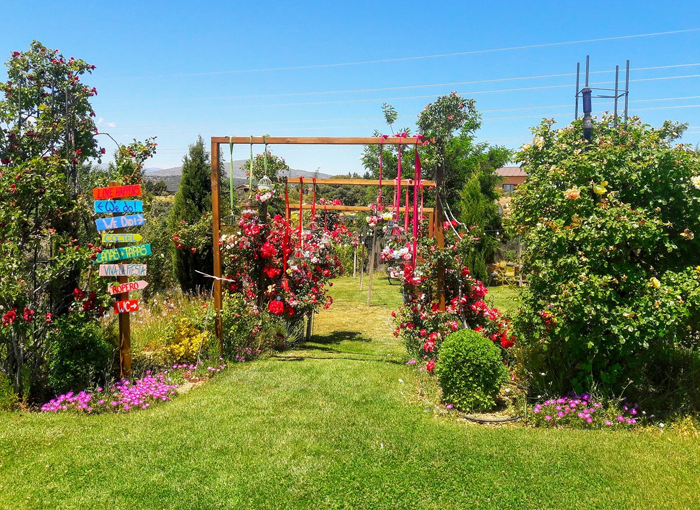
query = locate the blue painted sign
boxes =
[94,200,143,214]
[95,214,145,231]
[93,244,151,263]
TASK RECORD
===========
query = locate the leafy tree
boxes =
[170,136,215,293]
[0,42,157,399]
[144,179,169,196]
[511,116,700,404]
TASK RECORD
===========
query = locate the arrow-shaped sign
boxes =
[107,280,149,296]
[102,233,143,243]
[94,244,151,264]
[99,264,147,276]
[114,299,139,314]
[93,184,142,200]
[94,200,143,214]
[95,214,146,231]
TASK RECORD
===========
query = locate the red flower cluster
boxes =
[268,299,284,315]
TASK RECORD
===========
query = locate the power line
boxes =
[95,73,700,115]
[102,95,700,135]
[113,28,700,79]
[98,62,700,105]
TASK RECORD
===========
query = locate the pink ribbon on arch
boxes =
[412,142,422,266]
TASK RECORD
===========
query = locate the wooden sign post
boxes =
[92,184,149,378]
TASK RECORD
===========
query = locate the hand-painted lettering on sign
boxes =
[114,299,139,314]
[94,200,143,214]
[93,244,151,264]
[102,233,143,243]
[93,184,142,200]
[99,264,147,276]
[107,280,149,296]
[95,214,146,231]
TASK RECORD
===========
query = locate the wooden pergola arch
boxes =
[210,136,446,347]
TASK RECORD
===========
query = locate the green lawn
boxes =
[1,276,699,509]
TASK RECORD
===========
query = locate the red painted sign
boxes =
[107,280,149,296]
[114,299,139,314]
[92,184,142,200]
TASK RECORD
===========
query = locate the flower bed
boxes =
[40,362,226,414]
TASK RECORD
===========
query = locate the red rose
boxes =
[268,299,284,316]
[426,359,435,372]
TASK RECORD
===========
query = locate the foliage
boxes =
[170,136,215,292]
[0,42,102,399]
[416,92,481,148]
[46,313,114,395]
[241,148,291,183]
[435,329,508,412]
[529,393,642,428]
[511,116,700,401]
[164,318,209,365]
[144,179,169,196]
[0,42,157,401]
[220,214,344,324]
[40,363,226,414]
[392,222,515,370]
[140,197,175,299]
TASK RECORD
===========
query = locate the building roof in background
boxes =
[496,166,527,178]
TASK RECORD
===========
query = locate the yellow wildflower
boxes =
[649,277,661,289]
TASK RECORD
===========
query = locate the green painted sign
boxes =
[93,244,151,264]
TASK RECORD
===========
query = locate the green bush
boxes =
[511,116,700,399]
[47,316,115,395]
[436,329,507,412]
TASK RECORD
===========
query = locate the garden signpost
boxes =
[93,183,150,378]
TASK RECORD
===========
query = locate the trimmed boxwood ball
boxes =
[436,329,507,412]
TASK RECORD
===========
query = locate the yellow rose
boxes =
[593,181,608,195]
[564,187,580,200]
[649,277,661,289]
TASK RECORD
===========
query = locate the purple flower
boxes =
[545,415,552,421]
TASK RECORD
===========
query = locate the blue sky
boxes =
[2,1,700,173]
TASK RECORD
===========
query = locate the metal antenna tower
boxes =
[575,56,630,141]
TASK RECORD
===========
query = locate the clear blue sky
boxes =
[2,1,700,173]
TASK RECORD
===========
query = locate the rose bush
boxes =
[511,115,700,404]
[218,213,344,350]
[392,221,515,371]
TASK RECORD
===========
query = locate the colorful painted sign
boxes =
[102,233,143,243]
[94,244,151,264]
[114,299,139,314]
[94,200,143,214]
[107,280,149,296]
[99,264,147,276]
[95,214,145,231]
[93,184,142,200]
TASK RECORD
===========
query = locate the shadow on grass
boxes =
[273,354,405,366]
[308,330,372,346]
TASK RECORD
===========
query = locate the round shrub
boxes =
[436,329,508,412]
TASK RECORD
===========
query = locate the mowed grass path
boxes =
[1,277,700,509]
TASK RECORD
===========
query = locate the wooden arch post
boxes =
[210,136,440,351]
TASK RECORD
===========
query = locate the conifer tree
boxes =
[170,136,213,292]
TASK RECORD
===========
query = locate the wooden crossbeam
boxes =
[286,178,435,187]
[212,136,432,145]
